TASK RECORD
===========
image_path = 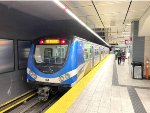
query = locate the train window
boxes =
[94,49,100,56]
[58,48,61,56]
[44,48,52,58]
[83,48,88,60]
[90,47,92,53]
[97,49,100,55]
[90,47,92,58]
[61,48,65,58]
[95,49,97,56]
[44,48,52,63]
[34,45,68,65]
[84,49,87,51]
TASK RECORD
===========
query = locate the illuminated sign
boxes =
[125,40,131,44]
[45,39,60,44]
[39,39,67,45]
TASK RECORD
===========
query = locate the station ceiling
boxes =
[63,1,150,39]
[0,1,71,20]
[1,1,150,45]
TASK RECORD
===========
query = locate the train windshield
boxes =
[34,45,68,65]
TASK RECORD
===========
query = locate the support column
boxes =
[131,20,145,63]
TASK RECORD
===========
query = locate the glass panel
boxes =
[83,49,88,60]
[0,39,14,73]
[34,45,68,65]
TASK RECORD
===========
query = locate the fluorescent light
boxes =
[126,23,131,26]
[53,0,66,9]
[53,0,109,47]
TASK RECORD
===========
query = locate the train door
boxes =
[99,47,101,61]
[101,47,104,60]
[91,46,94,68]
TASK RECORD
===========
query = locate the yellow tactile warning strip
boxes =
[45,55,110,113]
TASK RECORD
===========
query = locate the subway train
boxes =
[27,35,109,100]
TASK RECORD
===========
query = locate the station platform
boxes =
[45,55,150,113]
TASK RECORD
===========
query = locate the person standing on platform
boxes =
[115,51,118,60]
[117,50,122,64]
[121,50,125,63]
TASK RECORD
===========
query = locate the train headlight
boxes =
[65,73,70,79]
[59,73,70,83]
[29,70,37,79]
[59,76,64,83]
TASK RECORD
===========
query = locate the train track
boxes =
[0,90,36,113]
[23,94,60,113]
[0,87,69,113]
[5,91,66,113]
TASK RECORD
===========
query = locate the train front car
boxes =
[27,36,79,101]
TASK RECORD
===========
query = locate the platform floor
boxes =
[67,55,150,113]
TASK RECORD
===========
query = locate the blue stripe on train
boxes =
[62,75,77,84]
[27,74,35,81]
[63,64,85,84]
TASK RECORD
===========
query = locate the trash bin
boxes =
[131,61,144,79]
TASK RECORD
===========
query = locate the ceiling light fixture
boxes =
[126,23,131,26]
[53,0,110,47]
[53,0,66,9]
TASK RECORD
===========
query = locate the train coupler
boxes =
[37,86,50,101]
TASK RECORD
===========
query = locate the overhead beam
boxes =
[123,0,132,24]
[91,0,105,28]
